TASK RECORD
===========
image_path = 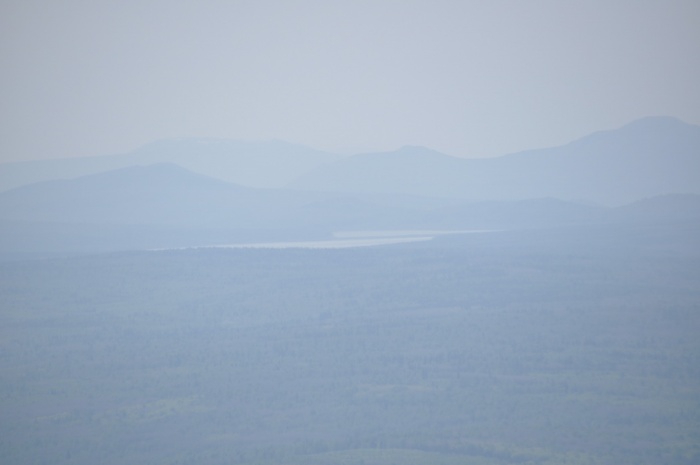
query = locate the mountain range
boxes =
[2,116,699,206]
[0,164,699,259]
[0,139,343,192]
[0,116,698,258]
[288,116,700,205]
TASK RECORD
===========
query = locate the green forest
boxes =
[1,222,699,464]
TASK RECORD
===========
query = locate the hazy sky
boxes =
[1,0,699,162]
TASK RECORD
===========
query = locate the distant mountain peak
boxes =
[607,115,695,136]
[394,145,450,155]
[371,145,457,162]
[85,162,229,183]
[290,116,700,204]
[563,115,699,152]
[396,145,433,152]
[620,115,687,128]
[135,137,330,153]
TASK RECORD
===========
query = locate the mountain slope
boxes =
[1,163,698,258]
[0,163,430,231]
[3,162,698,230]
[0,163,285,227]
[0,139,344,192]
[289,145,470,198]
[611,193,700,223]
[289,116,700,205]
[480,116,700,203]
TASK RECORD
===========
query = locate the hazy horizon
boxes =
[0,114,694,164]
[2,4,699,461]
[2,1,699,163]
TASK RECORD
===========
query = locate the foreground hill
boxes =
[289,116,700,205]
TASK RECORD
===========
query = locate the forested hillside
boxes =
[1,222,698,464]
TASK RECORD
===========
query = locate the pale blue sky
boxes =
[1,0,699,161]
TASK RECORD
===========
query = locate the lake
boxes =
[186,229,496,250]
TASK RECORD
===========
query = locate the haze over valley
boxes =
[1,114,699,465]
[1,116,699,258]
[2,2,699,464]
